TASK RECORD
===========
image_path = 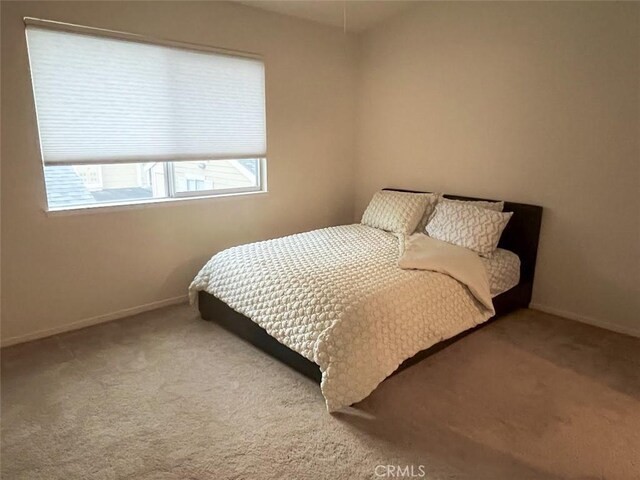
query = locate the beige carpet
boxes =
[2,305,639,480]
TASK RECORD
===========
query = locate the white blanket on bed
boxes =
[189,225,493,412]
[398,234,494,313]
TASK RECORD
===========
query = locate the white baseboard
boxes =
[4,297,637,347]
[1,295,189,348]
[530,302,640,338]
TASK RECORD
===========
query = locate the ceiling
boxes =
[238,1,414,33]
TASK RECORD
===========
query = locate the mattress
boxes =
[482,248,521,297]
[189,224,501,412]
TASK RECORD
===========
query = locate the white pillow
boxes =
[425,201,512,257]
[440,198,504,212]
[361,190,431,235]
[419,197,503,233]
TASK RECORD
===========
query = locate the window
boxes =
[42,159,262,209]
[25,18,266,210]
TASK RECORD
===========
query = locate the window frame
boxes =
[167,159,265,199]
[45,190,270,216]
[43,158,267,213]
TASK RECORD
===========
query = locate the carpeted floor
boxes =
[1,305,639,480]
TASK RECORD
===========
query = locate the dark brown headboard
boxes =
[383,188,543,286]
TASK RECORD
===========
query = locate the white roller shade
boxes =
[26,22,266,165]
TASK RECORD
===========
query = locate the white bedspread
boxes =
[398,234,494,313]
[189,225,493,412]
[482,248,521,296]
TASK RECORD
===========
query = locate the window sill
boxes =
[45,189,268,216]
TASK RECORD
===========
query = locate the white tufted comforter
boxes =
[189,224,493,411]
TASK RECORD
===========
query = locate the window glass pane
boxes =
[173,159,260,194]
[44,163,167,209]
[44,159,263,210]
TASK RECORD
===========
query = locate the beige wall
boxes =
[355,2,640,335]
[0,1,357,343]
[2,1,639,344]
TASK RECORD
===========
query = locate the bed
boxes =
[190,189,543,411]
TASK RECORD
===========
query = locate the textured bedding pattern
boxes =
[189,225,493,411]
[482,248,521,296]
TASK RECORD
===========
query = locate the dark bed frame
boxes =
[198,189,543,384]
